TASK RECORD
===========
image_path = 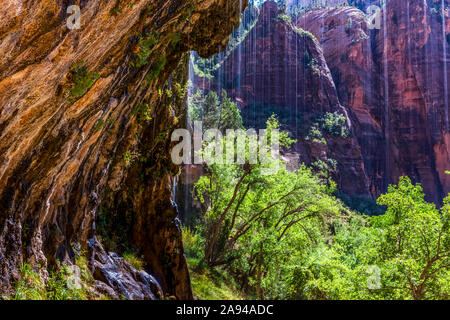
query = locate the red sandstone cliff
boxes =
[298,0,450,202]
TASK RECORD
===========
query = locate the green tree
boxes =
[194,116,342,298]
[294,178,450,300]
[218,90,244,131]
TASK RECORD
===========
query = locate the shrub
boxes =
[318,112,350,138]
[305,124,326,144]
[146,55,166,81]
[12,260,94,300]
[13,264,47,300]
[181,226,206,271]
[131,103,152,123]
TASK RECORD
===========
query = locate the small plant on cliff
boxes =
[130,103,152,123]
[110,0,136,16]
[311,159,337,175]
[68,62,100,103]
[306,57,320,75]
[277,13,291,23]
[110,4,123,15]
[169,32,182,47]
[172,81,189,106]
[94,117,115,133]
[123,152,132,167]
[132,33,159,68]
[318,112,350,138]
[305,124,326,144]
[293,26,317,42]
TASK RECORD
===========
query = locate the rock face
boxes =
[298,0,450,202]
[0,0,245,299]
[297,5,386,198]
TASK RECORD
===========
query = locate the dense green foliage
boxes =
[186,168,450,299]
[183,226,246,300]
[306,112,350,142]
[132,33,159,68]
[188,116,340,298]
[318,112,350,138]
[185,2,449,300]
[9,256,98,300]
[372,178,450,299]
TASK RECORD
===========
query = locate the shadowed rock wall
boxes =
[0,0,246,299]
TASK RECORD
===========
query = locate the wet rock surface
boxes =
[195,1,371,196]
[0,0,246,299]
[90,239,163,300]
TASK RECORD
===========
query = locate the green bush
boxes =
[123,252,144,270]
[182,225,206,271]
[13,264,47,300]
[318,112,350,138]
[130,103,152,123]
[305,124,326,144]
[146,55,166,81]
[68,62,99,102]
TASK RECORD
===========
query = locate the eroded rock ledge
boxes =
[0,0,246,299]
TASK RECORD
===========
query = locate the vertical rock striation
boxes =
[299,0,450,202]
[193,0,450,203]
